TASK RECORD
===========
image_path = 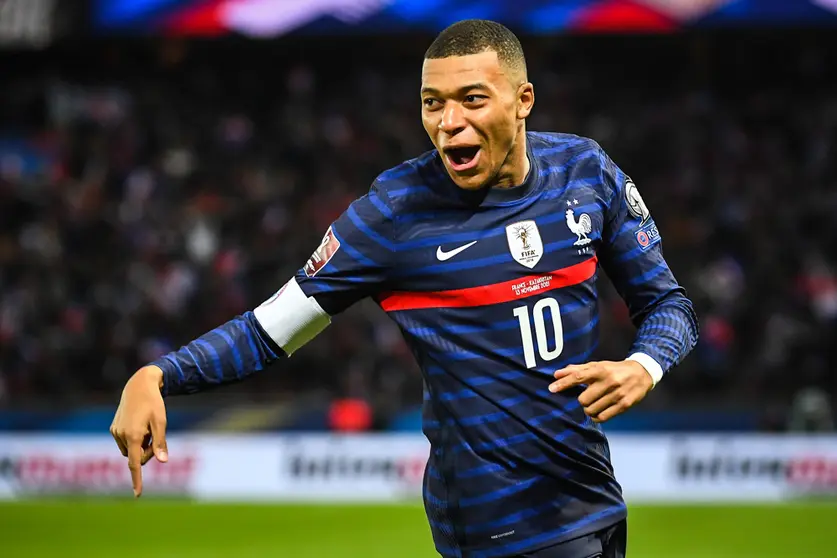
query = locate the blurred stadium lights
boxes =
[6,1,837,44]
[0,0,56,47]
[90,0,837,37]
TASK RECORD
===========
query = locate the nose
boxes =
[438,102,466,136]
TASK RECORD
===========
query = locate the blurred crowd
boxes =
[0,33,835,428]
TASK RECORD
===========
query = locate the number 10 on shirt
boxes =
[513,297,564,369]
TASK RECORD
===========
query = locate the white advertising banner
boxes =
[610,434,837,502]
[0,434,202,498]
[272,434,430,501]
[0,433,835,502]
[0,433,430,501]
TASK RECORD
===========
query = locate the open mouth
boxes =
[444,146,481,172]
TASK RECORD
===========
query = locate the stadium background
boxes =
[1,1,837,556]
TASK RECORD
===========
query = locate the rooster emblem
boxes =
[565,209,592,246]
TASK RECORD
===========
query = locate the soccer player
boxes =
[110,20,697,558]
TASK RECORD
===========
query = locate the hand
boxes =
[110,365,167,497]
[548,360,653,423]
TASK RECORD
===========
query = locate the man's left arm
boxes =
[550,148,699,421]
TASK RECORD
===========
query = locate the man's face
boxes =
[421,50,533,190]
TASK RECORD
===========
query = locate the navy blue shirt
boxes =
[155,132,699,558]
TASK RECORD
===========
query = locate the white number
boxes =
[513,297,564,369]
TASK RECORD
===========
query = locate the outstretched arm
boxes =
[109,281,329,497]
[151,280,328,396]
[110,184,395,496]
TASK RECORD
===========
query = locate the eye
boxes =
[464,94,487,105]
[423,98,439,109]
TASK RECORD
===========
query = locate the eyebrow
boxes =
[421,83,491,96]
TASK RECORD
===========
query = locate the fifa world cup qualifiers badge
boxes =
[625,178,650,224]
[304,226,341,277]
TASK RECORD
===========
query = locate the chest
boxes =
[391,192,606,292]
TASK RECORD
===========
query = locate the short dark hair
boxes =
[424,19,527,81]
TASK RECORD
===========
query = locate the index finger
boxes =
[127,440,144,497]
[552,363,589,380]
[549,364,597,393]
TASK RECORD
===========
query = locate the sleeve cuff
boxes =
[627,352,664,387]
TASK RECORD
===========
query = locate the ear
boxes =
[516,82,534,120]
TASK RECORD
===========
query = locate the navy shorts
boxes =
[515,520,627,558]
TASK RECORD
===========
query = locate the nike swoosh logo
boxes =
[436,240,478,261]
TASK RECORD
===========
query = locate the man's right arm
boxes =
[112,278,334,497]
[149,308,299,396]
[148,183,395,396]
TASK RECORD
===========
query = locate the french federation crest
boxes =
[506,220,543,269]
[565,209,592,246]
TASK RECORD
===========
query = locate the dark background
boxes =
[0,0,835,434]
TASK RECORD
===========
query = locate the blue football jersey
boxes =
[293,132,699,557]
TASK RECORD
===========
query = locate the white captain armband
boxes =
[253,277,330,356]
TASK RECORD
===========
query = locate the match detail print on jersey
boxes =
[378,256,597,312]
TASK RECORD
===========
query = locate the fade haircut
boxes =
[424,19,528,83]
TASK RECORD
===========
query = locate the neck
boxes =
[493,129,529,188]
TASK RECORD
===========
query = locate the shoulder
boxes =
[527,132,614,187]
[368,148,445,213]
[528,131,606,163]
[529,131,619,197]
[529,131,615,189]
[375,149,438,183]
[341,149,441,242]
